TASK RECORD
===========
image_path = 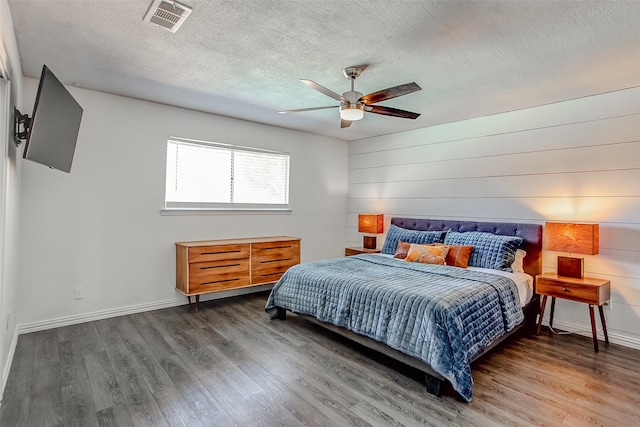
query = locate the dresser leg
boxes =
[598,305,609,344]
[537,295,548,335]
[187,295,200,312]
[549,297,556,329]
[589,305,599,352]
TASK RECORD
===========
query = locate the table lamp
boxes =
[545,222,599,278]
[358,214,384,250]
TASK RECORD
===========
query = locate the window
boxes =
[165,138,290,210]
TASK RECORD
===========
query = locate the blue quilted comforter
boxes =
[265,254,524,402]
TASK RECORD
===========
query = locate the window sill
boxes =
[161,208,292,216]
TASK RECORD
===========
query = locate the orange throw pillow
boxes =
[405,244,449,265]
[433,243,474,268]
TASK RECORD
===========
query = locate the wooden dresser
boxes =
[176,236,300,310]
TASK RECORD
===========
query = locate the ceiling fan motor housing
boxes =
[342,90,362,103]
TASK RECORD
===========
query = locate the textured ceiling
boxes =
[8,0,640,141]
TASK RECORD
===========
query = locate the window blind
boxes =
[165,138,290,210]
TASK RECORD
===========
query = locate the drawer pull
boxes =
[202,278,240,285]
[201,263,239,270]
[202,250,241,255]
[562,287,569,292]
[261,258,292,264]
[258,245,292,250]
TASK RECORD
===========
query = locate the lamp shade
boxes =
[358,214,384,234]
[340,103,365,121]
[545,222,599,255]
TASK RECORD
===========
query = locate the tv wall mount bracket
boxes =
[13,107,31,147]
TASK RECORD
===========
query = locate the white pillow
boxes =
[511,249,526,273]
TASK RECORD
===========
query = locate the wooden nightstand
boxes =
[535,273,610,352]
[345,247,381,256]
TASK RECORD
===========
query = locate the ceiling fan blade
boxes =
[341,119,352,128]
[301,79,346,102]
[359,82,421,105]
[278,105,338,114]
[367,105,421,119]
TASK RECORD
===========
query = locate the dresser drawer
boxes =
[189,259,250,288]
[537,278,601,304]
[251,257,298,272]
[252,266,291,285]
[189,259,249,283]
[251,240,300,268]
[189,273,251,293]
[188,244,250,263]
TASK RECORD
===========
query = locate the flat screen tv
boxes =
[22,65,83,173]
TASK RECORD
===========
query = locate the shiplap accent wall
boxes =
[347,86,640,349]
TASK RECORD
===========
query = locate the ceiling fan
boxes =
[279,66,422,128]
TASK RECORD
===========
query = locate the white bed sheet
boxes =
[466,267,533,307]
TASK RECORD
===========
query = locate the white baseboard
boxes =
[542,318,640,351]
[1,326,19,401]
[18,298,184,334]
[17,284,274,335]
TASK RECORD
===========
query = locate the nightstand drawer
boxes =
[536,275,610,305]
[537,279,598,304]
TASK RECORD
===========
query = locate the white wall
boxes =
[0,0,23,396]
[18,79,348,330]
[348,87,640,349]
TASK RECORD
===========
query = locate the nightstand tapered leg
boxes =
[549,297,556,329]
[537,295,548,335]
[589,305,599,352]
[598,305,609,344]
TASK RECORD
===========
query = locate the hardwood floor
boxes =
[2,292,640,426]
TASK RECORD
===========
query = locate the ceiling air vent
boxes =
[144,0,192,33]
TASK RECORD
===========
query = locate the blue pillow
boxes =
[444,231,523,272]
[381,225,447,255]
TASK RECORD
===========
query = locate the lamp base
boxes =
[557,256,584,278]
[363,236,377,250]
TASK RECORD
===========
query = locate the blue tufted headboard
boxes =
[390,217,543,277]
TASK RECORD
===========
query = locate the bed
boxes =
[265,218,542,402]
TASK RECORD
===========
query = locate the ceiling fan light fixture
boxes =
[340,103,365,121]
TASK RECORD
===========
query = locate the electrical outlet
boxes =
[74,287,84,300]
[603,300,612,311]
